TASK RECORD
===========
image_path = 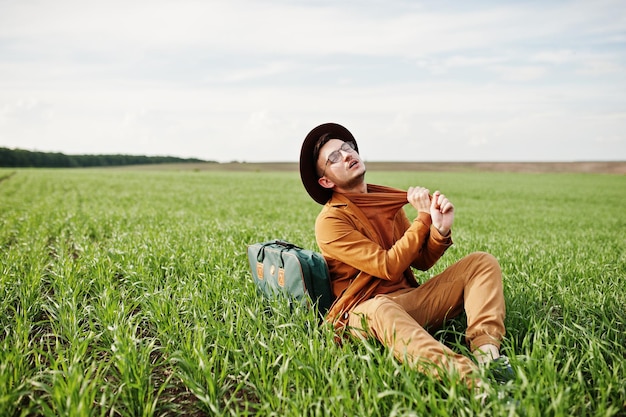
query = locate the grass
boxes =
[0,167,624,416]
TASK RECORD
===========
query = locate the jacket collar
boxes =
[326,190,384,247]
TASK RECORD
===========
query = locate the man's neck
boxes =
[335,181,367,195]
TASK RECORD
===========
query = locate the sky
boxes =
[1,0,625,162]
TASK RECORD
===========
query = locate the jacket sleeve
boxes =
[316,208,444,281]
[398,210,453,271]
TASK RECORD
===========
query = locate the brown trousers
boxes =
[347,252,505,381]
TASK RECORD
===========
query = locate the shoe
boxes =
[486,355,515,384]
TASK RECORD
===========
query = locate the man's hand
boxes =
[407,186,431,214]
[430,191,454,235]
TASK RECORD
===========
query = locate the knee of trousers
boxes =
[468,251,499,266]
[467,251,501,276]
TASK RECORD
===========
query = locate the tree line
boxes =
[0,147,211,168]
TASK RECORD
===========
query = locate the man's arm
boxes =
[410,223,452,271]
[405,188,454,270]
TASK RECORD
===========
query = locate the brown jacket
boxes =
[315,184,453,325]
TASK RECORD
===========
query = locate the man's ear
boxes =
[318,176,335,189]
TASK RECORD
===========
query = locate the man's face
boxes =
[316,138,366,189]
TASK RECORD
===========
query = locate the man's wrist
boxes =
[435,226,451,237]
[416,211,432,225]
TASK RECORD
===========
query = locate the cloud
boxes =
[532,50,578,65]
[0,99,54,129]
[220,61,299,83]
[492,65,548,82]
[577,59,623,76]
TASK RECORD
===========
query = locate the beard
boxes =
[342,164,367,189]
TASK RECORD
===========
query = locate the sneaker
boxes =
[486,355,515,384]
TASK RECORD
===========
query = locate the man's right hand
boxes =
[407,186,431,214]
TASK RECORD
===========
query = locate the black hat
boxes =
[299,122,359,204]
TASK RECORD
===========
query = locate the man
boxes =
[299,122,514,386]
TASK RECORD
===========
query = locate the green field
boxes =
[1,168,624,416]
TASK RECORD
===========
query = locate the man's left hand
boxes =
[430,191,454,235]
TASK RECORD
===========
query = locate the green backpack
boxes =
[247,240,334,316]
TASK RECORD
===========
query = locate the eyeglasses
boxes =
[321,141,356,177]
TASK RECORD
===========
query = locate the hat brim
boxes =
[299,122,359,205]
